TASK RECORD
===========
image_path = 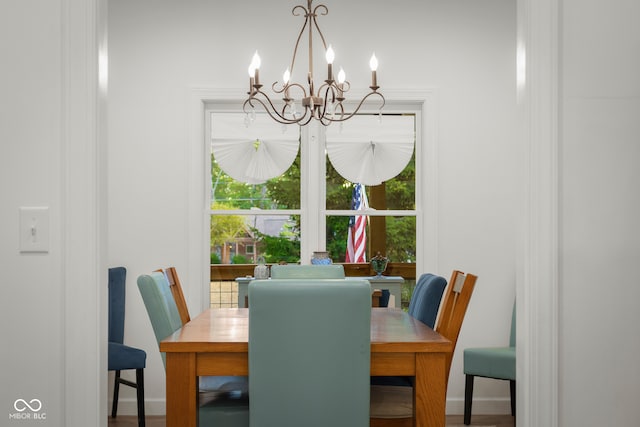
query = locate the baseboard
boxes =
[112,397,512,417]
[446,397,513,416]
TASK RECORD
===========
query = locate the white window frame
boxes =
[321,111,419,264]
[191,89,438,310]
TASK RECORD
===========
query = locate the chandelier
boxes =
[243,0,385,126]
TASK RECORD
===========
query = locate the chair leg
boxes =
[510,379,516,417]
[111,370,121,418]
[464,374,474,425]
[111,369,145,426]
[136,368,145,427]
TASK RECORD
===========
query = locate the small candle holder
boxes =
[254,256,270,279]
[370,252,389,277]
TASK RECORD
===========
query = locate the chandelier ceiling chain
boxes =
[243,0,385,126]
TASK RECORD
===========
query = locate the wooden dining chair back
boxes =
[369,270,477,427]
[436,270,478,382]
[154,267,190,326]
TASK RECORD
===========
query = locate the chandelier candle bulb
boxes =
[248,65,255,94]
[283,68,291,100]
[337,67,346,99]
[370,53,379,89]
[326,45,335,82]
[251,51,261,88]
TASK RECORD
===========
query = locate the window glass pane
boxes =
[210,214,300,265]
[326,157,415,210]
[211,157,300,209]
[325,215,356,263]
[211,112,301,209]
[325,215,415,263]
[383,216,416,262]
[325,114,415,210]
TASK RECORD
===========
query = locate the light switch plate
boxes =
[19,207,49,253]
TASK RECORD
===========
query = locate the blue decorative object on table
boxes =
[311,251,332,265]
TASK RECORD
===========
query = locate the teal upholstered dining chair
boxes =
[371,272,448,387]
[108,266,147,427]
[269,264,345,279]
[136,272,249,426]
[463,303,516,425]
[248,278,371,427]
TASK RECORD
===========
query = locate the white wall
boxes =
[1,1,65,423]
[108,0,518,415]
[559,1,640,425]
[2,1,107,426]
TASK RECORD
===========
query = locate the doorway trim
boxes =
[516,0,560,426]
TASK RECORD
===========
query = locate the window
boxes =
[209,112,301,266]
[323,114,416,263]
[208,110,417,267]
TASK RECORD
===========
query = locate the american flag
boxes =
[345,183,369,263]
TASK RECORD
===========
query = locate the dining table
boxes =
[159,307,453,427]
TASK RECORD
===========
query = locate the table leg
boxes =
[165,352,198,427]
[415,352,447,426]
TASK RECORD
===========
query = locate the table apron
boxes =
[197,353,249,376]
[371,352,416,375]
[192,351,446,378]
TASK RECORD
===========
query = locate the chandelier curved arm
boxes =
[323,91,386,125]
[338,80,352,95]
[272,81,308,100]
[316,82,336,101]
[289,4,311,75]
[289,1,328,76]
[318,102,344,126]
[291,4,307,16]
[271,81,286,95]
[244,93,314,126]
[310,3,329,51]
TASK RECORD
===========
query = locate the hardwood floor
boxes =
[446,414,515,426]
[107,416,163,427]
[107,414,515,426]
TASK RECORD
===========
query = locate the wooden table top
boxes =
[160,307,452,354]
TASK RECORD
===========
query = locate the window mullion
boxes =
[299,122,326,263]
